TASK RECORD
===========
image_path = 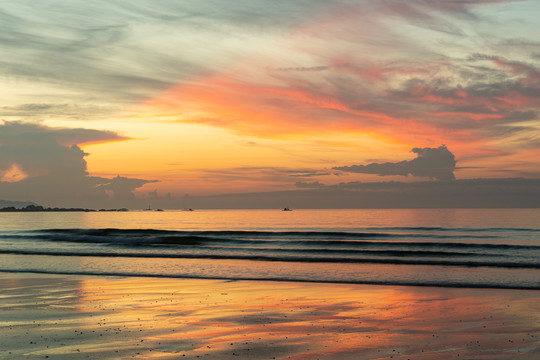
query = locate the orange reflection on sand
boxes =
[66,276,540,359]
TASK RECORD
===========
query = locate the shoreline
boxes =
[1,272,539,359]
[2,269,540,291]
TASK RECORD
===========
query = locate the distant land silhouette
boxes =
[0,204,128,212]
[0,200,38,209]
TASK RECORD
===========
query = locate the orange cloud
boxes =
[131,0,540,181]
[139,72,446,148]
[0,163,28,183]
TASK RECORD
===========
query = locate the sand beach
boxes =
[1,272,539,359]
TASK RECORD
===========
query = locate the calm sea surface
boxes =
[1,209,539,289]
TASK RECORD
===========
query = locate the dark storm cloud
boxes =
[334,145,457,181]
[0,121,155,207]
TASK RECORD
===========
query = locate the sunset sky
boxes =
[1,0,539,208]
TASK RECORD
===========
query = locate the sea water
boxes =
[0,209,539,289]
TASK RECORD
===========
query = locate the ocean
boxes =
[1,209,539,290]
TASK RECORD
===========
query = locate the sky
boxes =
[1,0,539,208]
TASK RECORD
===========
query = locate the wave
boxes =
[0,249,538,269]
[0,228,513,247]
[2,228,539,273]
[2,229,539,254]
[13,228,507,239]
[1,268,539,291]
[24,226,540,233]
[2,227,539,291]
[366,226,540,232]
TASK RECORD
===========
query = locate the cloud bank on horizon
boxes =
[1,0,539,207]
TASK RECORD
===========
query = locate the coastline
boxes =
[1,272,539,359]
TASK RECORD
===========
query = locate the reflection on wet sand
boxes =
[1,273,539,359]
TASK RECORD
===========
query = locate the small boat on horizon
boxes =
[282,207,293,211]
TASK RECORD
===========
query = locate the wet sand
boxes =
[1,272,539,359]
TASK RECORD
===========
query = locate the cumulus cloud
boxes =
[0,121,155,207]
[333,145,457,181]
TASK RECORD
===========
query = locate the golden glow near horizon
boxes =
[78,119,398,195]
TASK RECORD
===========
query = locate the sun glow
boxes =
[0,163,28,183]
